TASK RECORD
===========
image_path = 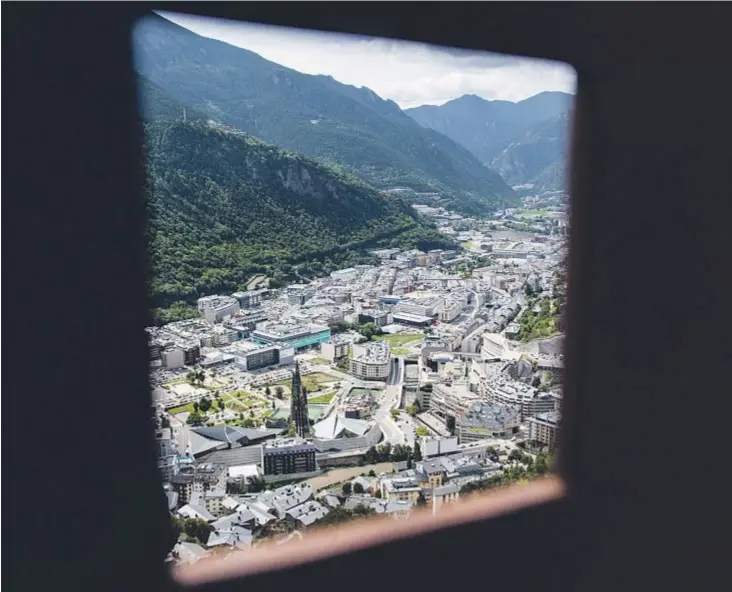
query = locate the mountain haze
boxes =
[406,91,573,192]
[133,15,516,215]
[488,112,571,193]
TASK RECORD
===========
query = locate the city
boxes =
[150,195,568,565]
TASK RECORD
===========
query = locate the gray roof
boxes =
[174,542,209,564]
[207,526,252,548]
[419,459,446,475]
[344,496,380,512]
[385,500,414,514]
[286,501,329,526]
[198,445,263,468]
[214,508,257,530]
[460,401,520,431]
[433,483,459,496]
[192,426,279,444]
[177,503,215,522]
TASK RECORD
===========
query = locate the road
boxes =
[374,356,407,445]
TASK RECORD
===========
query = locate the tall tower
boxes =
[289,361,310,438]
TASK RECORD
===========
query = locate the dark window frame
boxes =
[5,3,731,592]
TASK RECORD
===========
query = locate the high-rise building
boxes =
[289,362,310,438]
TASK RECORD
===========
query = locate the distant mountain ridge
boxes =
[406,91,573,192]
[133,14,516,215]
[489,111,572,193]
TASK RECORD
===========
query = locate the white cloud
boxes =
[157,11,576,109]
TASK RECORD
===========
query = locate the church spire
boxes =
[289,361,310,438]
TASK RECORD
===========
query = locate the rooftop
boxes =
[351,340,391,364]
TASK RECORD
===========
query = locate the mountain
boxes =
[144,118,454,313]
[406,92,572,163]
[488,112,572,193]
[406,91,572,192]
[137,75,206,122]
[133,14,516,215]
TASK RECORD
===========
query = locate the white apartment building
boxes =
[197,295,240,324]
[349,340,391,380]
[155,428,177,482]
[161,348,186,369]
[395,296,445,318]
[320,334,351,361]
[439,299,465,322]
[428,383,481,419]
[199,325,240,348]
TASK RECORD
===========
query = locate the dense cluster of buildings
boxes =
[155,198,568,565]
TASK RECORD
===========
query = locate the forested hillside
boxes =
[144,120,453,313]
[133,14,516,215]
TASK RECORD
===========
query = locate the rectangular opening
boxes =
[132,9,576,570]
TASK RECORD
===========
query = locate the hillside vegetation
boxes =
[144,120,453,310]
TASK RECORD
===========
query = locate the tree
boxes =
[247,475,265,493]
[390,444,411,462]
[353,482,365,495]
[364,446,379,464]
[192,401,199,414]
[376,442,392,462]
[242,418,256,428]
[351,504,375,517]
[416,426,430,437]
[342,482,352,496]
[218,398,226,412]
[368,469,376,477]
[226,480,246,495]
[358,322,377,341]
[412,441,422,462]
[534,452,549,475]
[184,518,213,545]
[508,449,524,462]
[374,489,382,499]
[186,411,204,426]
[275,386,284,399]
[265,385,271,397]
[288,421,297,437]
[198,397,212,413]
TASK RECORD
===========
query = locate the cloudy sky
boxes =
[158,11,576,110]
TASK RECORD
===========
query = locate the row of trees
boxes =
[313,504,376,528]
[170,516,213,545]
[264,385,285,399]
[363,440,422,465]
[518,296,560,342]
[328,320,384,341]
[460,451,555,495]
